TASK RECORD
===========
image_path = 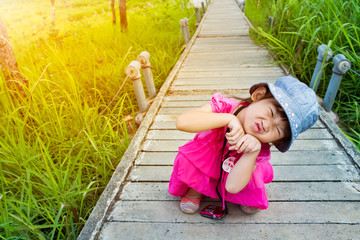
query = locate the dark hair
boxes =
[233,92,291,146]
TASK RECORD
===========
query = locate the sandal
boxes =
[180,196,202,214]
[240,205,260,215]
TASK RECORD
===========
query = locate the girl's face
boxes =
[239,97,288,143]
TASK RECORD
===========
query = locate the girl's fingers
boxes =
[229,134,261,153]
[226,131,242,144]
[230,135,246,152]
[238,138,249,153]
[226,128,244,145]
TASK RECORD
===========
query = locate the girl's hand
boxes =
[229,134,261,154]
[226,116,245,146]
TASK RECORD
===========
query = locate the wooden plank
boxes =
[190,46,264,53]
[204,15,244,19]
[172,79,281,87]
[199,30,249,35]
[127,165,359,182]
[190,45,260,52]
[150,120,176,129]
[185,53,270,60]
[189,49,268,54]
[199,32,249,37]
[177,66,283,73]
[120,182,360,201]
[182,59,273,68]
[183,57,272,63]
[107,201,360,224]
[100,222,360,240]
[157,107,194,114]
[172,78,279,85]
[192,40,254,47]
[205,14,244,18]
[169,85,261,91]
[203,18,246,22]
[176,70,283,78]
[164,95,213,101]
[182,63,276,68]
[193,36,253,43]
[146,129,196,140]
[161,100,208,107]
[202,24,247,28]
[135,151,351,166]
[141,139,340,152]
[202,22,248,27]
[153,115,178,121]
[179,66,281,72]
[202,19,246,23]
[151,116,326,129]
[191,40,255,45]
[146,129,333,140]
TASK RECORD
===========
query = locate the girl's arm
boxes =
[225,134,261,194]
[176,104,237,133]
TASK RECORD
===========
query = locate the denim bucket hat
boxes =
[250,76,319,152]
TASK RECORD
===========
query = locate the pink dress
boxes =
[168,93,273,210]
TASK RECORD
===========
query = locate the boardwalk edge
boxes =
[319,107,360,170]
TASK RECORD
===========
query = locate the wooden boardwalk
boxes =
[78,0,360,239]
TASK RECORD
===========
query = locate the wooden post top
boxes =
[137,51,151,68]
[125,61,141,80]
[179,18,188,27]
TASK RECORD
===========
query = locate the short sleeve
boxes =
[209,93,239,113]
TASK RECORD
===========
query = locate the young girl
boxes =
[168,76,319,215]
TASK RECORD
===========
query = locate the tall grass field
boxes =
[245,0,360,149]
[0,0,197,238]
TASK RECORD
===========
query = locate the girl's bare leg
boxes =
[184,188,202,198]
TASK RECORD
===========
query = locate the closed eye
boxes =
[270,107,274,117]
[276,127,281,136]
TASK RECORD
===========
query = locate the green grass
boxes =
[0,0,197,238]
[245,0,360,150]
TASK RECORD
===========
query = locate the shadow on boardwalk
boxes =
[78,0,360,239]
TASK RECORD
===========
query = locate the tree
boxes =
[111,0,116,24]
[119,0,128,31]
[0,16,28,95]
[110,0,127,30]
[50,0,56,27]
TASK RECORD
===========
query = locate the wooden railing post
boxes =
[137,51,156,99]
[126,61,148,113]
[195,7,201,23]
[179,18,190,43]
[309,44,333,93]
[236,0,245,11]
[201,2,206,14]
[323,54,351,112]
